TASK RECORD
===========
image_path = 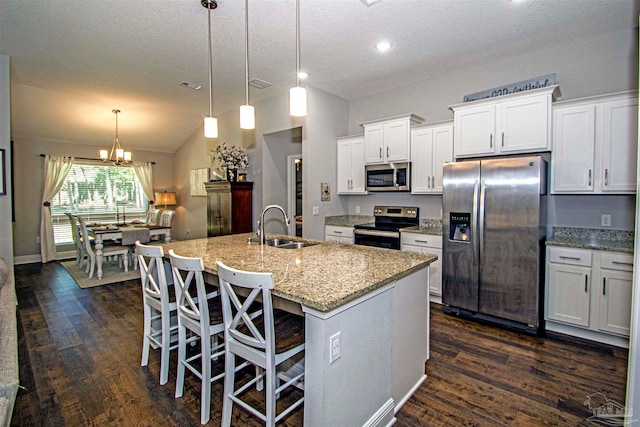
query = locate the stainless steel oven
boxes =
[365,163,410,192]
[354,206,419,250]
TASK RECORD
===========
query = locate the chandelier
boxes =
[99,109,131,166]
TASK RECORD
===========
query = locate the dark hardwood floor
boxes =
[10,262,628,426]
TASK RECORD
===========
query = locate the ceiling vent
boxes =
[180,81,202,90]
[248,78,272,89]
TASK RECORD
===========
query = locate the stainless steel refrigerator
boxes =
[442,155,547,334]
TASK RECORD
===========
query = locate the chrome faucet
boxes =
[257,205,290,245]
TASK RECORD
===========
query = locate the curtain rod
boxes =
[39,154,155,165]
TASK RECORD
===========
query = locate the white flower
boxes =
[209,143,250,171]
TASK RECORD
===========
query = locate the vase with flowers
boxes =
[209,142,250,182]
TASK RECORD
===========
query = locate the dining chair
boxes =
[169,249,227,425]
[136,241,177,385]
[77,215,131,279]
[146,209,162,225]
[159,210,175,227]
[216,261,305,427]
[65,212,85,268]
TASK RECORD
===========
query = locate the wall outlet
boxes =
[36,236,41,244]
[329,331,341,364]
[313,206,319,216]
[601,214,612,227]
[355,206,360,214]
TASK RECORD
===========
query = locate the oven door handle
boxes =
[354,229,399,238]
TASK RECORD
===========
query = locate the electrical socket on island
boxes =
[329,331,341,364]
[601,214,612,227]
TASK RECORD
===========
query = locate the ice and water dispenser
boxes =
[449,212,471,242]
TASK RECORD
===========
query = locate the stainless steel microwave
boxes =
[365,162,411,192]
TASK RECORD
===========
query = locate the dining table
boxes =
[88,224,172,279]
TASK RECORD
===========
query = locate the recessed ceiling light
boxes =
[297,71,308,80]
[510,0,527,3]
[361,0,382,6]
[376,41,391,52]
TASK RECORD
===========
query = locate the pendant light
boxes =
[240,0,255,129]
[202,0,218,138]
[99,109,131,166]
[289,0,307,117]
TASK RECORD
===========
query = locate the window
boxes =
[51,163,149,245]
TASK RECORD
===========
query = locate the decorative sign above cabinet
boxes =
[463,73,557,103]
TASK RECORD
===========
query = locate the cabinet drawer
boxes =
[601,252,634,271]
[401,232,442,248]
[548,247,592,267]
[325,226,354,239]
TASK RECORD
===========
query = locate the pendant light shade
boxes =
[240,0,256,129]
[289,86,307,117]
[204,116,218,138]
[203,0,218,138]
[240,104,255,129]
[290,0,307,117]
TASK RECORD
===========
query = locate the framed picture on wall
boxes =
[0,148,6,196]
[190,168,209,197]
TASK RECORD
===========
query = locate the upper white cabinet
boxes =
[552,91,638,194]
[336,136,367,195]
[362,114,424,164]
[411,122,454,194]
[450,85,559,158]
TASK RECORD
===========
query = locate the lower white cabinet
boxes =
[401,232,442,301]
[546,246,633,345]
[324,225,354,244]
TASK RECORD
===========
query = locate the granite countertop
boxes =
[325,215,373,227]
[161,233,436,312]
[546,227,634,254]
[401,219,443,236]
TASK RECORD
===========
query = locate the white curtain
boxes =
[133,162,154,208]
[40,155,74,263]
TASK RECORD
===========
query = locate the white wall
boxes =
[0,54,13,263]
[343,28,639,229]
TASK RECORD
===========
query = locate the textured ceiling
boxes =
[0,0,637,153]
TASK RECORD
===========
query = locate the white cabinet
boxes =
[362,114,424,164]
[411,123,453,194]
[598,252,634,336]
[401,232,442,301]
[547,247,592,327]
[551,91,638,194]
[324,225,354,244]
[546,246,633,343]
[450,85,558,158]
[336,136,366,195]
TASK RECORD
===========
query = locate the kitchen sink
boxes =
[263,238,317,249]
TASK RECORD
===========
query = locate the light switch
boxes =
[313,206,319,216]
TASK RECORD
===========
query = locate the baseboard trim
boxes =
[363,398,395,427]
[14,251,76,265]
[394,374,427,414]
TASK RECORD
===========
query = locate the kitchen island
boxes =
[161,233,436,426]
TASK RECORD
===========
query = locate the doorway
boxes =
[288,155,302,237]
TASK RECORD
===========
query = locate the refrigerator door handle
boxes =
[478,179,486,264]
[471,179,480,264]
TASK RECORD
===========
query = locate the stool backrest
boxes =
[136,242,169,304]
[216,261,275,351]
[169,250,212,331]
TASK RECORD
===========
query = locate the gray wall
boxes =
[172,86,348,242]
[343,28,638,231]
